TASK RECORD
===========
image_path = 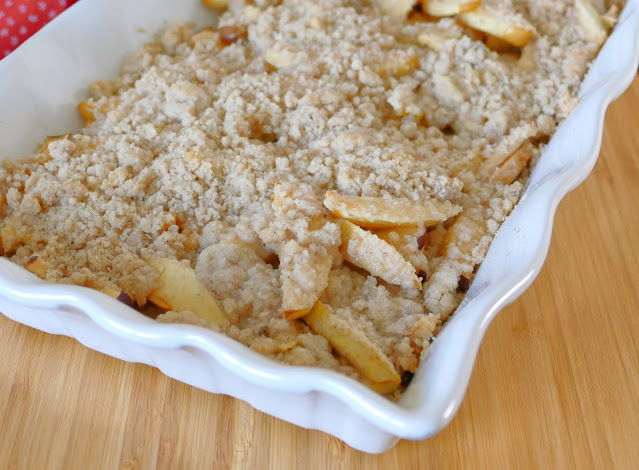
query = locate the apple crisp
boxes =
[0,0,622,396]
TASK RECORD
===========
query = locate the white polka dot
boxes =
[38,1,47,11]
[0,11,5,19]
[28,14,38,23]
[0,28,8,37]
[10,36,18,46]
[59,0,66,6]
[6,17,15,26]
[18,25,27,35]
[48,10,56,19]
[5,0,14,7]
[3,49,11,57]
[18,4,26,13]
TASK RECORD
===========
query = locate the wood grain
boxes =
[1,76,638,470]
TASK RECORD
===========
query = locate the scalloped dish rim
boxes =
[0,0,638,454]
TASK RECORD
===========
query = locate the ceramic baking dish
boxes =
[1,0,638,454]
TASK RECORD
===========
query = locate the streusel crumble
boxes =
[0,0,622,396]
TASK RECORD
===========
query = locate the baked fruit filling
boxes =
[0,0,622,398]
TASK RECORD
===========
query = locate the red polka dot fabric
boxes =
[0,0,79,59]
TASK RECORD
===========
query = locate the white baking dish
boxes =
[1,0,638,453]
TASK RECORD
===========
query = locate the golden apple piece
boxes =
[190,29,217,47]
[601,5,620,30]
[372,225,429,273]
[324,191,462,229]
[271,183,337,320]
[458,7,533,47]
[77,100,116,125]
[420,0,481,17]
[575,0,608,44]
[361,377,404,394]
[377,0,417,17]
[202,0,229,10]
[373,225,421,241]
[341,221,422,290]
[468,28,521,53]
[1,159,16,171]
[219,26,246,46]
[0,216,28,256]
[434,211,488,322]
[489,140,535,184]
[481,122,538,179]
[265,46,294,69]
[434,209,492,321]
[482,32,519,53]
[81,277,129,302]
[147,258,226,325]
[77,101,96,124]
[24,256,52,279]
[305,301,401,391]
[279,241,333,321]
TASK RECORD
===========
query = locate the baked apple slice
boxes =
[458,7,533,47]
[340,221,422,290]
[420,0,481,17]
[147,258,226,325]
[324,191,461,229]
[305,301,401,392]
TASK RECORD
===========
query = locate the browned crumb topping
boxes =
[0,0,621,397]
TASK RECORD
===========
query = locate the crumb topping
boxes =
[0,0,621,397]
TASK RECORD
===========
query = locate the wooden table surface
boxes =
[1,76,638,470]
